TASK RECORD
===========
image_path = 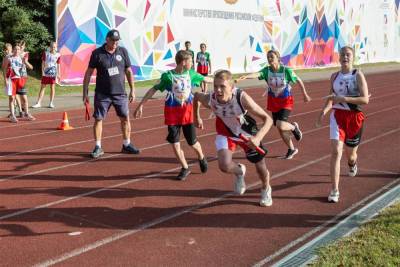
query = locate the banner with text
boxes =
[56,0,400,85]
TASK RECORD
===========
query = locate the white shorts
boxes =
[4,78,12,96]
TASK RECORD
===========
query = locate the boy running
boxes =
[239,50,311,159]
[134,50,212,180]
[194,70,274,206]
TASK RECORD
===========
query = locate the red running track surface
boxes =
[0,72,399,266]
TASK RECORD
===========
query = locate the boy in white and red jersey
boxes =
[32,42,61,108]
[4,44,35,122]
[316,46,369,203]
[194,70,274,207]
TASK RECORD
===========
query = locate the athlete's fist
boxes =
[133,105,143,119]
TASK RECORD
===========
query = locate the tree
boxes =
[0,0,53,64]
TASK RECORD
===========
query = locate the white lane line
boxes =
[253,179,400,267]
[0,90,398,142]
[1,100,398,161]
[0,113,163,142]
[32,127,400,267]
[1,104,398,182]
[271,181,400,267]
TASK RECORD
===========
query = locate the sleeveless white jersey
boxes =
[43,51,61,77]
[209,88,248,136]
[8,56,23,79]
[332,70,361,111]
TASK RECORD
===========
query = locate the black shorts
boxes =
[245,144,268,163]
[166,124,197,146]
[16,87,28,95]
[272,109,291,126]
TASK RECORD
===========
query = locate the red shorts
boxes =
[197,65,208,75]
[11,78,26,96]
[41,76,56,85]
[215,117,267,163]
[330,109,365,147]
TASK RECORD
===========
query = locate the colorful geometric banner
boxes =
[56,0,400,85]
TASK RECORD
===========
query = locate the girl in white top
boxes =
[32,42,61,108]
[316,46,369,203]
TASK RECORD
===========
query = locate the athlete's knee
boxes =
[218,161,230,173]
[331,148,342,158]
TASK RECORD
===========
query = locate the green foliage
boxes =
[0,0,53,64]
[311,201,400,267]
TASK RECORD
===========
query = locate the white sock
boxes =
[123,139,130,146]
[95,140,101,147]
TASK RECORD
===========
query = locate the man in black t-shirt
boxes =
[83,29,140,158]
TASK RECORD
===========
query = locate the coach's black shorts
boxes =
[166,124,197,146]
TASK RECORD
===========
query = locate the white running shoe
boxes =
[348,163,358,177]
[328,189,340,203]
[32,103,41,108]
[234,164,246,195]
[260,186,272,207]
[48,102,55,108]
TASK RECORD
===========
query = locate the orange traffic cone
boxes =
[57,111,73,130]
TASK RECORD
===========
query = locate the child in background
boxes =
[196,43,211,93]
[32,42,61,108]
[5,44,35,122]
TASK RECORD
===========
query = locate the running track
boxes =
[0,71,399,266]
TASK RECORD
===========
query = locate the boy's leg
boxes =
[345,145,358,166]
[218,148,246,194]
[255,158,272,206]
[171,142,189,169]
[33,84,46,107]
[15,94,23,114]
[330,139,343,191]
[9,96,15,117]
[254,159,270,190]
[49,83,55,106]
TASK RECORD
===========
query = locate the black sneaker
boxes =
[91,146,104,159]
[292,122,303,141]
[121,143,140,154]
[176,168,191,181]
[199,157,208,173]
[285,148,298,160]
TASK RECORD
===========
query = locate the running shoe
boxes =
[32,103,41,108]
[24,113,36,121]
[199,157,208,173]
[328,189,340,203]
[9,115,18,123]
[285,148,298,159]
[292,122,303,141]
[176,167,191,181]
[348,163,358,177]
[91,145,104,159]
[234,164,246,195]
[48,102,55,108]
[121,143,140,154]
[260,186,273,207]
